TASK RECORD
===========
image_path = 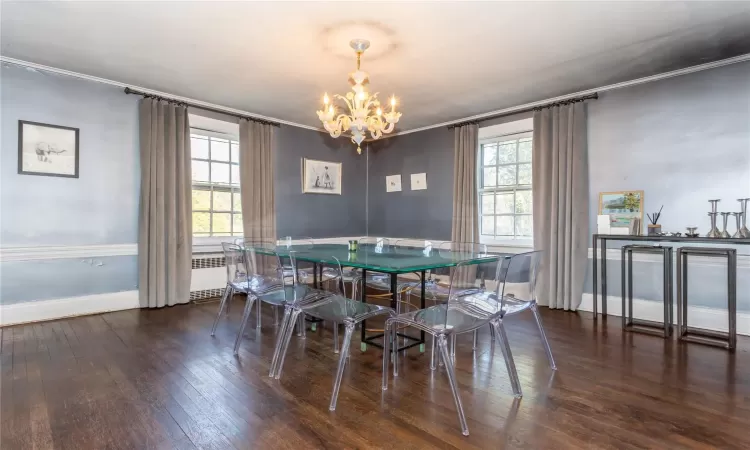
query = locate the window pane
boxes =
[481,216,494,236]
[192,189,210,211]
[481,193,495,214]
[211,162,230,184]
[232,192,242,211]
[231,165,240,186]
[193,212,210,233]
[212,213,232,234]
[516,215,532,237]
[498,165,516,186]
[213,191,232,211]
[518,138,532,162]
[518,163,532,185]
[482,167,497,187]
[191,136,209,159]
[496,192,514,214]
[482,144,497,166]
[498,141,517,164]
[516,190,532,214]
[496,216,514,237]
[211,138,230,162]
[230,142,240,163]
[191,161,209,182]
[233,214,243,235]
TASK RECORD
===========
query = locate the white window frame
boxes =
[190,128,242,245]
[477,129,534,248]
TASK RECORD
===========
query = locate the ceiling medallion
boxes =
[317,39,402,154]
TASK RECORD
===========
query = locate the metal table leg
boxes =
[601,237,608,319]
[420,270,426,352]
[360,269,367,350]
[593,235,598,319]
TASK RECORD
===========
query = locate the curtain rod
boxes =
[124,87,281,127]
[447,93,598,129]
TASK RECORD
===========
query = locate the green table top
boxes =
[272,243,501,274]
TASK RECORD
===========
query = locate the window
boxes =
[478,132,533,242]
[190,133,242,237]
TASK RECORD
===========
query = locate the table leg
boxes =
[360,269,367,351]
[601,238,608,319]
[593,235,598,319]
[420,270,426,352]
[313,262,318,288]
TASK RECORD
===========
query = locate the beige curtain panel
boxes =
[239,120,277,242]
[138,98,193,308]
[532,102,589,311]
[451,123,480,244]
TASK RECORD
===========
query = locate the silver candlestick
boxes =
[739,198,750,238]
[720,212,731,238]
[731,212,744,238]
[707,212,721,238]
[707,200,721,237]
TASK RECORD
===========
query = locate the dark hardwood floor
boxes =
[1,297,748,449]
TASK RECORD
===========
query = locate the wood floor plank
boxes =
[1,300,748,449]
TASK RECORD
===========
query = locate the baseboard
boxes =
[580,293,749,336]
[0,290,140,327]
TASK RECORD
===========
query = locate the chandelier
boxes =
[317,39,402,154]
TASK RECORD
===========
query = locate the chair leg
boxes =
[437,334,470,436]
[392,322,399,377]
[530,302,556,370]
[274,305,279,326]
[269,306,293,377]
[472,329,478,350]
[233,296,256,355]
[430,335,437,371]
[296,314,306,339]
[493,320,522,397]
[255,297,262,329]
[211,285,233,336]
[333,323,340,354]
[329,323,354,411]
[382,320,392,390]
[489,322,496,341]
[274,309,302,379]
[450,334,457,358]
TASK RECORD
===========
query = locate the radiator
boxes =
[190,255,226,302]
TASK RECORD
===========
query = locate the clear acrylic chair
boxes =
[232,241,329,355]
[211,242,251,336]
[269,252,394,411]
[382,250,546,436]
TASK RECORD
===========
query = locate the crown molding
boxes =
[4,53,750,138]
[384,52,750,138]
[0,56,325,133]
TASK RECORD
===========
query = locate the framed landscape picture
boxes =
[18,120,79,178]
[599,190,644,233]
[301,158,342,195]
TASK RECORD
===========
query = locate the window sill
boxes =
[480,238,533,254]
[192,236,239,254]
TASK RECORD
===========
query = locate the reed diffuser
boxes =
[646,206,663,236]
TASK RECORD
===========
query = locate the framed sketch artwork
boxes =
[18,120,80,178]
[599,190,644,233]
[301,158,342,195]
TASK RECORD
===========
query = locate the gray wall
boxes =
[0,64,140,304]
[276,126,367,238]
[367,127,455,239]
[366,61,750,311]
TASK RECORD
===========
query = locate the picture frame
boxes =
[598,190,644,233]
[18,120,80,178]
[301,158,342,195]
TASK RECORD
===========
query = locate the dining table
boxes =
[273,243,502,353]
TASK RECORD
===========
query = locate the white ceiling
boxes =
[2,1,750,131]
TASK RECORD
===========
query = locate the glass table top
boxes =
[269,243,501,274]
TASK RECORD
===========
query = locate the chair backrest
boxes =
[393,239,435,256]
[222,242,247,285]
[240,240,284,295]
[495,250,542,314]
[359,237,391,253]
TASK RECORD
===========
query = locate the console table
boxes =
[592,234,750,319]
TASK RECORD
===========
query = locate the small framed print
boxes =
[598,190,644,233]
[18,120,80,178]
[301,158,342,195]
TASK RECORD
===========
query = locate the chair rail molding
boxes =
[0,244,138,262]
